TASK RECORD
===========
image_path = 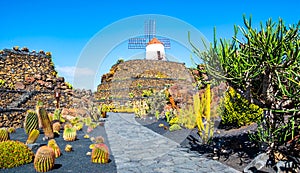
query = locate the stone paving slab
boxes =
[105,113,241,173]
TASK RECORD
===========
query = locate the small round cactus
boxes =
[48,139,61,158]
[34,146,55,172]
[65,144,72,152]
[63,124,77,141]
[52,121,61,134]
[0,128,9,142]
[91,143,110,164]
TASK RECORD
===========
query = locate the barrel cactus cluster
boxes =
[0,140,34,169]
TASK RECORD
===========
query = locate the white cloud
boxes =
[56,66,95,78]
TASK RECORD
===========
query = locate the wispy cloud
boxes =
[56,66,94,77]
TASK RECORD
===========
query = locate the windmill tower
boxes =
[128,20,170,61]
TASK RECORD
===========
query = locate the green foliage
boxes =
[91,143,110,164]
[142,89,153,97]
[0,79,5,87]
[128,92,134,98]
[65,82,73,89]
[178,106,197,129]
[24,110,38,135]
[34,146,55,172]
[133,99,149,118]
[0,128,9,142]
[219,87,263,128]
[169,124,182,132]
[0,140,34,169]
[53,109,61,122]
[148,88,168,118]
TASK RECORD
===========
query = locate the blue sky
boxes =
[1,0,299,90]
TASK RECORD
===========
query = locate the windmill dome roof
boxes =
[147,38,163,45]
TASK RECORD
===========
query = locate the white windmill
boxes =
[128,20,170,61]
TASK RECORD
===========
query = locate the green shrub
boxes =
[219,87,263,128]
[0,140,34,168]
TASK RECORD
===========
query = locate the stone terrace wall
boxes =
[95,59,195,104]
[0,48,74,128]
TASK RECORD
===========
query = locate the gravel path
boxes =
[105,113,241,173]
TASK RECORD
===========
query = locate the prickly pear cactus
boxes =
[34,146,55,172]
[91,143,110,164]
[24,110,38,135]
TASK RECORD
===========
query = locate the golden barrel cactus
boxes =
[91,143,110,164]
[0,128,9,142]
[34,146,55,172]
[24,110,38,135]
[63,124,77,141]
[26,129,40,144]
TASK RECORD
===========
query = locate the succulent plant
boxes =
[47,139,61,158]
[92,136,105,144]
[24,110,38,135]
[7,127,16,133]
[63,124,77,141]
[39,107,54,139]
[91,143,110,164]
[36,101,44,129]
[74,122,83,131]
[0,140,34,168]
[52,109,61,122]
[0,128,9,142]
[65,144,72,152]
[34,146,55,172]
[26,129,40,144]
[52,121,61,134]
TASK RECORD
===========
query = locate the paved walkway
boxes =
[105,113,240,173]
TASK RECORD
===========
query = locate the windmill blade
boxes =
[128,38,146,49]
[159,38,171,49]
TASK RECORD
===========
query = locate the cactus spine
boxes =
[34,146,55,172]
[39,108,54,139]
[0,128,9,142]
[91,143,110,164]
[47,139,61,158]
[63,124,77,141]
[26,129,40,144]
[24,110,38,135]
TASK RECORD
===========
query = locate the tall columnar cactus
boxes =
[0,128,9,142]
[24,110,38,135]
[196,84,214,144]
[47,139,61,158]
[26,129,40,144]
[91,143,110,164]
[39,108,54,139]
[63,124,77,141]
[36,101,44,129]
[34,146,55,172]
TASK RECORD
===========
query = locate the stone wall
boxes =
[0,47,75,128]
[95,59,195,105]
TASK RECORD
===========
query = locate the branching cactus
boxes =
[24,110,38,135]
[63,124,77,141]
[34,146,55,172]
[47,139,61,158]
[0,128,9,142]
[26,129,40,144]
[91,143,110,164]
[39,108,54,139]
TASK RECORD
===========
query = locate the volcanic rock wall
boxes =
[95,59,195,105]
[0,47,74,128]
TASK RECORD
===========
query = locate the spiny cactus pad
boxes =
[34,146,55,172]
[91,143,110,164]
[0,140,34,169]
